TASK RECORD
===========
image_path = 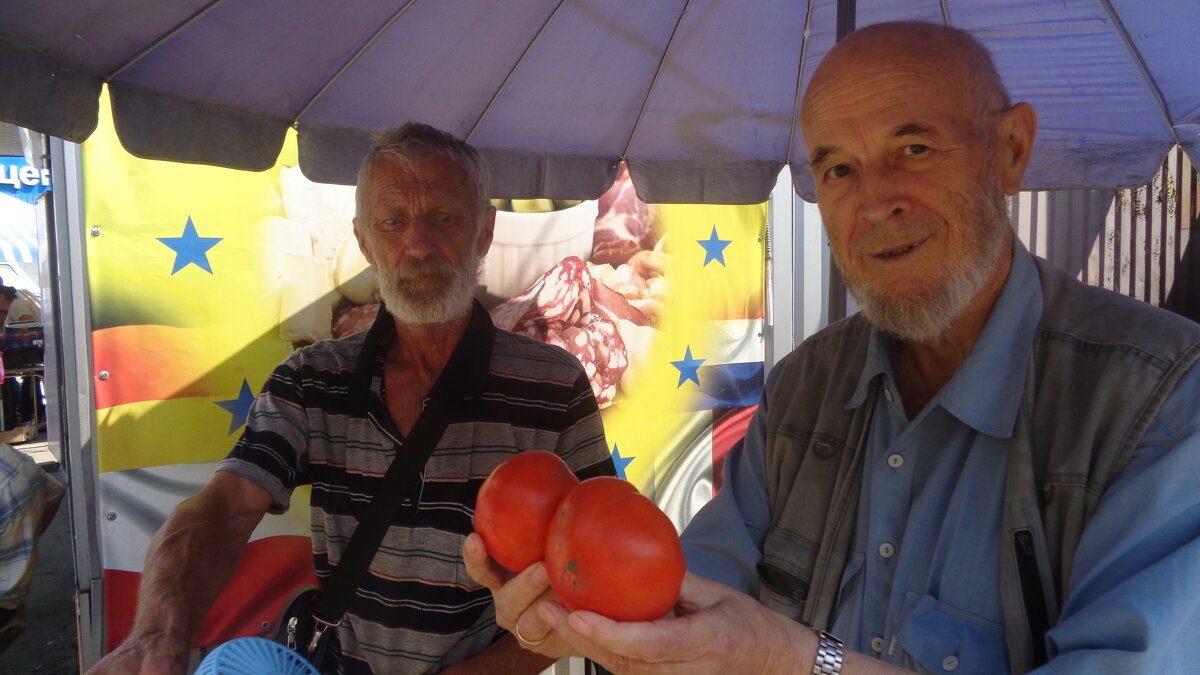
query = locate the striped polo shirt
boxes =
[219,302,614,674]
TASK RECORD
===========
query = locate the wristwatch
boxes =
[812,629,845,675]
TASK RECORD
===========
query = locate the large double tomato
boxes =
[473,451,685,622]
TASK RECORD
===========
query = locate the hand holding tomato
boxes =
[463,534,578,659]
[473,451,686,620]
[535,571,825,675]
[469,451,691,663]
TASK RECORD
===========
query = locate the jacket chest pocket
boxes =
[756,524,818,621]
[895,592,1008,675]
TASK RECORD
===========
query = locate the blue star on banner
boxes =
[671,346,706,387]
[157,216,223,274]
[610,444,635,479]
[697,225,732,266]
[215,379,256,435]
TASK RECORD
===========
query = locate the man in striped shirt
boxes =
[91,123,614,674]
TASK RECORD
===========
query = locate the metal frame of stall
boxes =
[40,136,106,670]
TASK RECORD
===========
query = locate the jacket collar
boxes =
[846,239,1043,439]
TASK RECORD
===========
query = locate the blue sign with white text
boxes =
[0,156,52,204]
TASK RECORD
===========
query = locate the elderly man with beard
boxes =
[91,123,614,675]
[465,21,1200,675]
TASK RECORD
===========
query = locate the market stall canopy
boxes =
[2,0,1198,203]
[0,194,39,263]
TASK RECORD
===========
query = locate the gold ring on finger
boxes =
[514,621,547,647]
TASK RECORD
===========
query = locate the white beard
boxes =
[842,183,1010,343]
[374,245,482,325]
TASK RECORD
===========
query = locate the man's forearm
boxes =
[440,633,556,675]
[124,489,263,656]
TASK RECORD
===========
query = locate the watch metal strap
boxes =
[812,629,845,675]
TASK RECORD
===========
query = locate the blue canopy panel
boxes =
[1,0,1197,203]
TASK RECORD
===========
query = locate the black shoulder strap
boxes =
[311,401,455,624]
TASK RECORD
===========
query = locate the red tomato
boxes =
[545,476,685,622]
[474,450,579,573]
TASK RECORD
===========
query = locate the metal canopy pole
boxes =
[825,0,855,324]
[46,136,105,670]
[836,0,857,42]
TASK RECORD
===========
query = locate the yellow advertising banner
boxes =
[83,91,766,648]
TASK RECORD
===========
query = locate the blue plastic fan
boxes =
[196,637,320,675]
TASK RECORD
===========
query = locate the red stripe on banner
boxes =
[711,405,757,495]
[103,569,140,650]
[104,535,317,651]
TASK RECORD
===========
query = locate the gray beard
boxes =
[375,248,482,325]
[842,185,1010,343]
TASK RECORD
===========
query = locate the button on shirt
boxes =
[680,242,1200,673]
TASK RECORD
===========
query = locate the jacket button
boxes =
[942,655,959,671]
[887,453,904,469]
[878,541,896,558]
[870,636,885,653]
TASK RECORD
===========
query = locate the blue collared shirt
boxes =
[830,238,1041,671]
[681,243,1200,673]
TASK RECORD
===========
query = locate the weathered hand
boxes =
[534,571,811,674]
[462,533,579,659]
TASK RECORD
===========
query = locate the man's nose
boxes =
[399,222,439,259]
[857,164,910,224]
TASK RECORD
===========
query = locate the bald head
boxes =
[796,21,1039,343]
[804,22,1010,128]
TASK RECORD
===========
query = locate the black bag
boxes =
[274,585,341,673]
[271,401,454,672]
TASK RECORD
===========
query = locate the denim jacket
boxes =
[755,257,1200,674]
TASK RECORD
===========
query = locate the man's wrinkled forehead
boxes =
[799,25,985,159]
[368,155,470,193]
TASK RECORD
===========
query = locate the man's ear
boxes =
[995,102,1038,195]
[353,217,375,265]
[476,204,497,253]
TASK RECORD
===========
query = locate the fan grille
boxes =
[196,636,320,675]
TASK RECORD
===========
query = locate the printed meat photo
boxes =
[591,165,662,265]
[488,167,668,408]
[489,256,646,408]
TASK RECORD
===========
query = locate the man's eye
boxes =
[902,144,927,156]
[825,164,852,180]
[381,218,402,228]
[436,214,455,224]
